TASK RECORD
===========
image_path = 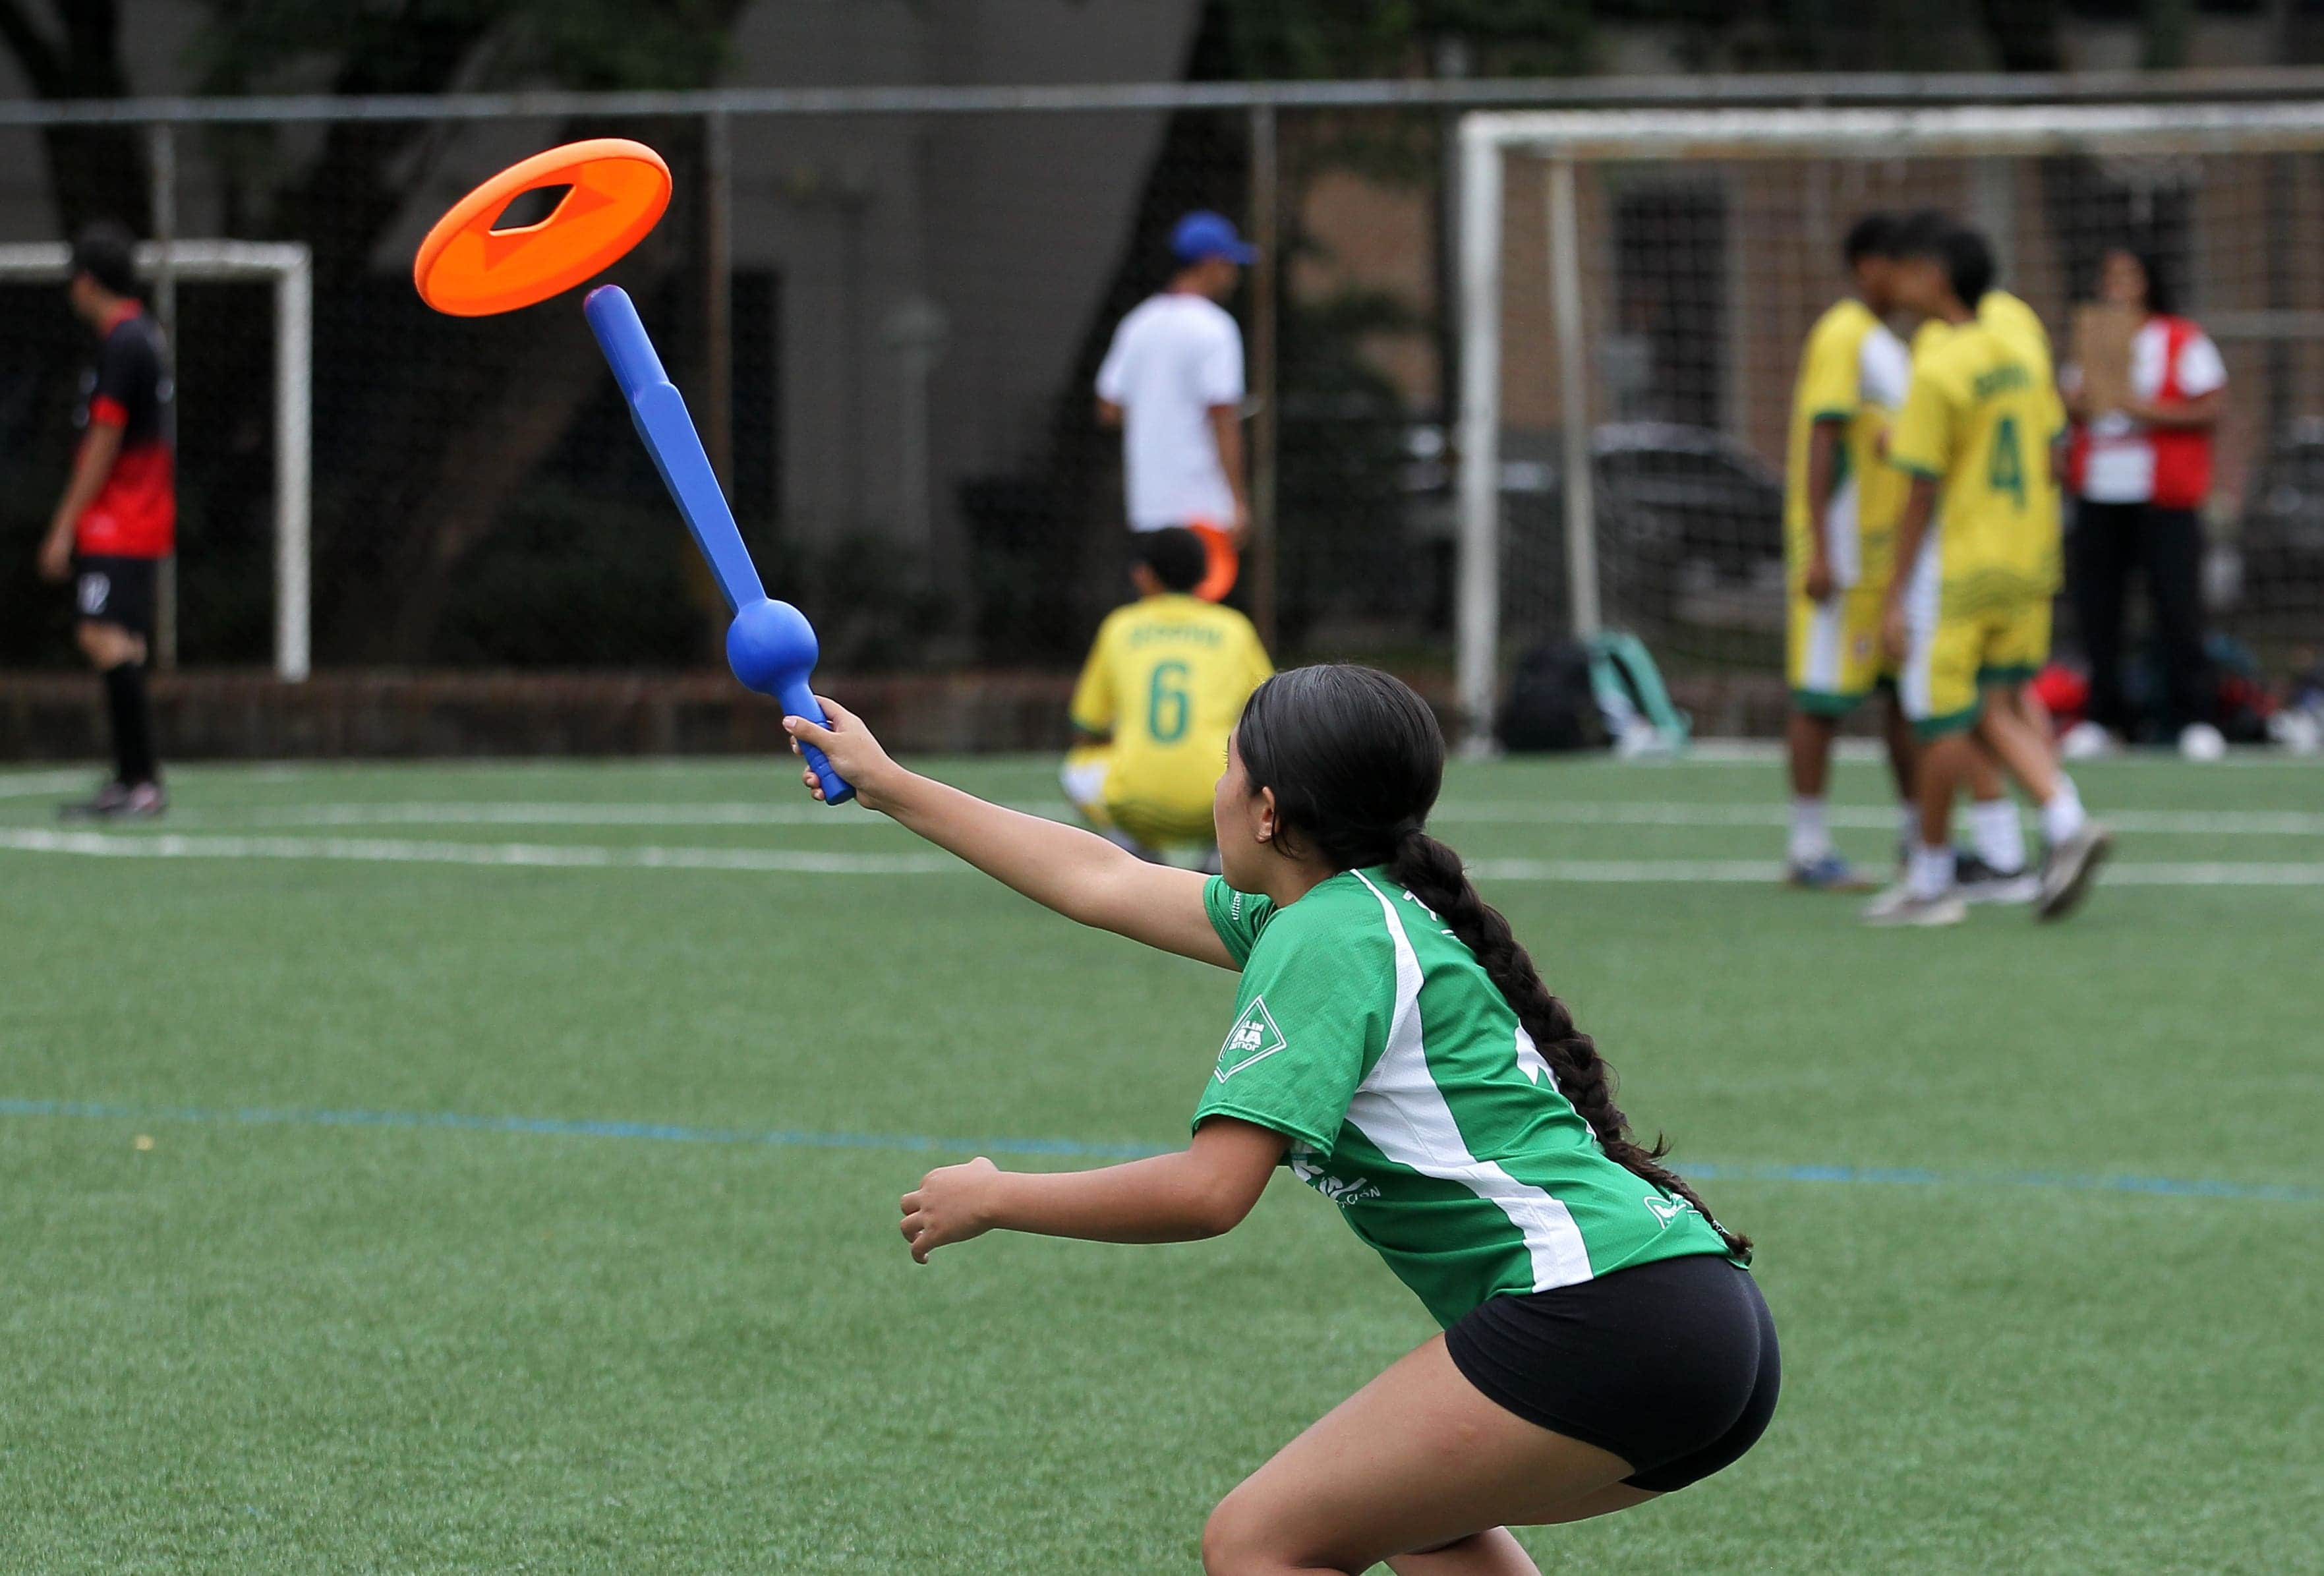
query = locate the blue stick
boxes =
[584,285,853,805]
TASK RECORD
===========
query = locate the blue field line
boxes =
[2,1097,2316,1204]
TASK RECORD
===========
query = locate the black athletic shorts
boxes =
[1445,1253,1779,1493]
[72,554,158,639]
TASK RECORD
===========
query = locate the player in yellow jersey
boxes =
[1781,214,1917,889]
[1063,527,1273,861]
[1874,220,2110,926]
[1902,259,2069,902]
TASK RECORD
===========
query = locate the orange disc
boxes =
[1190,521,1240,602]
[413,138,671,316]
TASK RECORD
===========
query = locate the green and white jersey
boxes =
[1194,869,1738,1329]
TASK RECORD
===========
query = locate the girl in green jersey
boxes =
[788,665,1774,1576]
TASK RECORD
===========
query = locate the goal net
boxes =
[1455,102,2324,738]
[0,240,310,680]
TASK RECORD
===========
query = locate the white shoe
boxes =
[2035,822,2114,922]
[2178,722,2226,762]
[1862,884,1967,927]
[2060,720,2116,761]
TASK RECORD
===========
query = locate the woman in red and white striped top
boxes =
[2061,247,2227,757]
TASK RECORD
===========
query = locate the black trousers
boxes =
[2070,499,2213,738]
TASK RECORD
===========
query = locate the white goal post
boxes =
[1455,100,2324,745]
[0,239,311,681]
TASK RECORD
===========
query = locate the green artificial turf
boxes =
[2,752,2319,1573]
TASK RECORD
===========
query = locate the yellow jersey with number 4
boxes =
[1070,593,1273,837]
[1976,290,2065,593]
[1888,320,2056,616]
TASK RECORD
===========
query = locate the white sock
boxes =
[2041,775,2087,844]
[1907,840,1955,900]
[1898,802,1921,847]
[1789,796,1832,864]
[1970,798,2027,873]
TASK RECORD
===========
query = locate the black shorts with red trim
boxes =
[72,554,158,640]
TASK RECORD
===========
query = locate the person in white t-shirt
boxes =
[1095,210,1252,600]
[2061,246,2227,757]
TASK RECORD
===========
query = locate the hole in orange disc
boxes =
[491,184,571,231]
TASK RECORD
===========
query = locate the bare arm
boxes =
[1880,473,1940,660]
[37,422,123,580]
[2132,388,2224,430]
[786,697,1231,968]
[899,1117,1288,1262]
[1096,397,1123,428]
[1208,403,1249,544]
[1802,417,1844,600]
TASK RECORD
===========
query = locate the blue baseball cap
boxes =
[1171,210,1256,265]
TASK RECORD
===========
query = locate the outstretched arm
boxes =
[787,697,1233,968]
[899,1117,1289,1262]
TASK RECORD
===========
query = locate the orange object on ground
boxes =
[1189,521,1240,602]
[413,139,671,316]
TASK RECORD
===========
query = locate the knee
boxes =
[1201,1491,1289,1576]
[76,622,140,668]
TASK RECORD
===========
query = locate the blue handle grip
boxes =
[776,681,856,807]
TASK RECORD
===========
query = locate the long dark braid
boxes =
[1236,664,1751,1262]
[1387,829,1750,1260]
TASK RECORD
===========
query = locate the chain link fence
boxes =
[3,80,2322,740]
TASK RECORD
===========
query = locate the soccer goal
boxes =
[1454,101,2324,742]
[0,239,312,682]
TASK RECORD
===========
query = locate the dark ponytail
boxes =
[1236,665,1751,1262]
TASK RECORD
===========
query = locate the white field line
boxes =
[1434,801,2324,836]
[146,797,2324,838]
[1468,857,2324,886]
[169,800,850,827]
[1615,740,2322,767]
[3,826,2321,885]
[0,827,955,875]
[0,771,96,800]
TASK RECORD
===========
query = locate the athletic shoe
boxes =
[56,780,165,821]
[115,781,167,819]
[2034,822,2112,922]
[1954,851,2039,905]
[2178,722,2226,762]
[2060,720,2117,761]
[1786,852,1876,891]
[1861,884,1967,927]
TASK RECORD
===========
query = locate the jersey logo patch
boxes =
[1289,1151,1380,1205]
[1644,1193,1699,1229]
[1214,995,1287,1081]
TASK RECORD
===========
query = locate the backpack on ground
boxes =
[1587,630,1691,757]
[1497,639,1606,753]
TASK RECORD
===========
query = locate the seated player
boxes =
[1874,221,2110,926]
[1062,527,1272,863]
[1782,213,1916,889]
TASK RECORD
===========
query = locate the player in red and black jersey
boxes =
[36,221,175,818]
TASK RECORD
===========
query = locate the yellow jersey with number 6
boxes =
[1888,320,2055,616]
[1070,593,1273,841]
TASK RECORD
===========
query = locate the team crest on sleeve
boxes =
[1214,996,1287,1081]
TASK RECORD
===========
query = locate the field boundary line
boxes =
[0,771,95,800]
[123,798,2324,836]
[7,827,2324,885]
[3,1096,2313,1205]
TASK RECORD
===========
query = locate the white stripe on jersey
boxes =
[1344,871,1596,1293]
